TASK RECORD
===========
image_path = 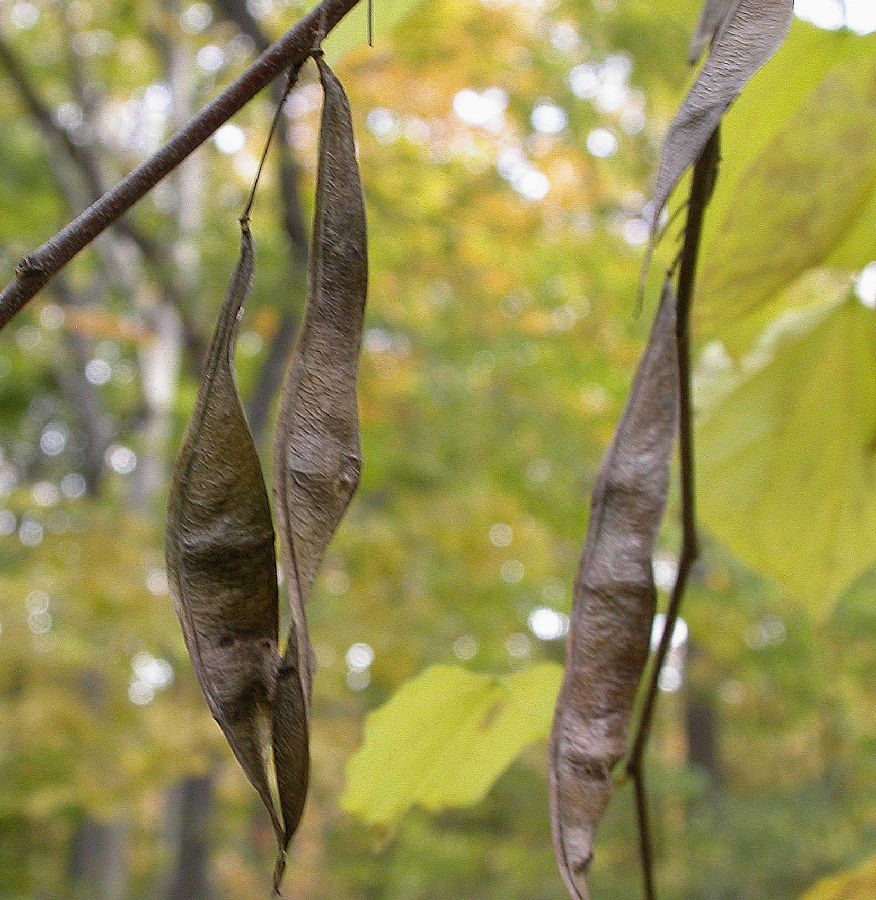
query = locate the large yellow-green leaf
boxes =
[342,663,562,826]
[696,297,876,615]
[705,22,868,206]
[694,25,876,333]
[801,852,876,899]
[709,268,853,358]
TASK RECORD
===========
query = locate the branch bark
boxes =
[0,0,361,332]
[0,31,207,369]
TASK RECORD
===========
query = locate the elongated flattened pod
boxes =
[272,53,367,855]
[689,0,736,65]
[165,220,292,866]
[549,283,679,900]
[649,0,792,235]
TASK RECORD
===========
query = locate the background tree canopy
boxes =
[0,0,875,897]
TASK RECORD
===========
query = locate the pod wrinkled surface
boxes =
[650,0,793,233]
[549,283,679,900]
[165,221,285,850]
[272,53,368,852]
[689,0,736,64]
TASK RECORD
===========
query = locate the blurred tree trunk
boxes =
[132,0,197,506]
[157,14,217,900]
[684,643,723,788]
[685,695,722,785]
[69,818,128,900]
[68,673,127,899]
[50,277,112,496]
[163,775,216,900]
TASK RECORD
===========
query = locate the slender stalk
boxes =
[241,63,303,222]
[633,764,656,900]
[211,0,312,442]
[0,0,362,332]
[626,126,721,899]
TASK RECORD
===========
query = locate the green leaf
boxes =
[342,663,563,826]
[801,851,876,899]
[323,0,425,63]
[696,297,876,615]
[695,25,876,334]
[707,268,852,359]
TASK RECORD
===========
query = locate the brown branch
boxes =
[0,31,207,368]
[625,126,721,899]
[0,0,361,332]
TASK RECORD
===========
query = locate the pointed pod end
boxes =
[272,847,287,897]
[567,864,592,900]
[688,36,706,67]
[553,818,595,900]
[549,726,610,900]
[313,52,345,99]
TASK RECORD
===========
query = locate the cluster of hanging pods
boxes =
[165,51,367,895]
[164,1,794,894]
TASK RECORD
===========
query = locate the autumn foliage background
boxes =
[1,0,876,897]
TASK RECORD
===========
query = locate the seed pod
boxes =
[650,0,792,235]
[272,53,368,856]
[689,0,736,64]
[549,282,679,900]
[165,220,289,861]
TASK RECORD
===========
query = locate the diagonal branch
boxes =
[0,32,208,370]
[625,126,721,900]
[0,0,362,332]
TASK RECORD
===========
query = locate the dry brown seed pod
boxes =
[549,282,679,900]
[271,52,368,860]
[689,0,736,65]
[165,220,291,868]
[649,0,792,236]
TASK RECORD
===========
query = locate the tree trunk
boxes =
[69,817,127,898]
[163,774,216,900]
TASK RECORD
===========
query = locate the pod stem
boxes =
[625,125,721,900]
[242,62,304,223]
[272,848,287,898]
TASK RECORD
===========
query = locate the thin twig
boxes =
[632,764,656,900]
[242,63,303,222]
[625,126,721,899]
[0,0,362,332]
[210,0,311,441]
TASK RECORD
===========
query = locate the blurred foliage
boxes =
[0,0,875,898]
[695,27,876,335]
[802,851,876,899]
